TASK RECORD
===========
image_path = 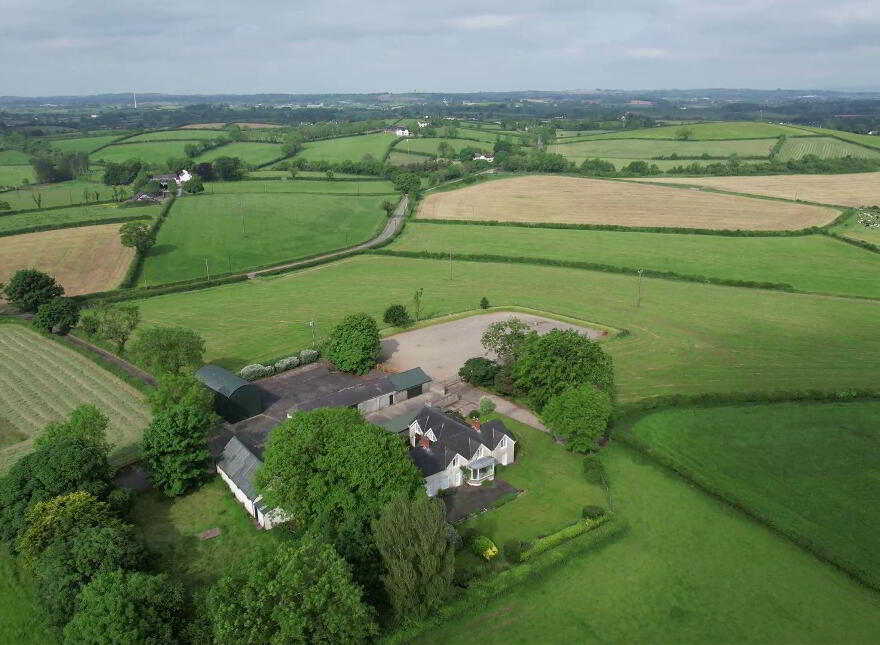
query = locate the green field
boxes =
[586,121,808,140]
[554,138,776,160]
[204,178,396,195]
[0,165,35,187]
[797,126,880,150]
[414,442,880,645]
[831,210,880,244]
[0,324,151,473]
[125,130,225,142]
[0,149,33,164]
[93,141,191,165]
[194,142,286,166]
[50,135,124,153]
[393,137,493,156]
[626,401,880,588]
[296,133,397,163]
[388,151,432,166]
[0,202,158,234]
[777,136,880,161]
[130,255,880,400]
[390,222,880,298]
[137,193,388,284]
[0,551,55,645]
[249,169,368,179]
[0,178,111,211]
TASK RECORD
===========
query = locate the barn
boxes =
[195,365,263,421]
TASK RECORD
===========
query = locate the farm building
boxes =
[216,436,288,529]
[151,169,192,189]
[386,126,411,137]
[196,365,263,422]
[289,366,432,415]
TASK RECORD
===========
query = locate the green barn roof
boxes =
[196,364,251,397]
[388,367,431,392]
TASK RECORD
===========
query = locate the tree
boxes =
[96,304,140,353]
[212,156,246,181]
[288,167,299,180]
[0,200,12,210]
[413,287,424,321]
[381,199,395,216]
[480,317,531,363]
[541,384,613,452]
[326,313,380,374]
[480,296,490,310]
[383,304,412,327]
[372,496,454,620]
[35,404,110,453]
[675,126,695,141]
[479,396,496,416]
[458,357,499,386]
[208,536,377,645]
[147,374,214,416]
[140,404,211,497]
[513,329,615,411]
[32,297,80,333]
[2,268,64,312]
[130,326,205,375]
[31,191,42,209]
[62,570,184,645]
[392,171,421,195]
[118,221,154,253]
[185,174,204,193]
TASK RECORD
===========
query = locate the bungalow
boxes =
[386,126,411,137]
[407,406,515,497]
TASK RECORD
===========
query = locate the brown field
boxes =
[631,172,880,208]
[418,176,837,230]
[0,224,135,296]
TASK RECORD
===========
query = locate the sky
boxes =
[1,0,878,96]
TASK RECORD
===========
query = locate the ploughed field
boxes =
[417,176,837,230]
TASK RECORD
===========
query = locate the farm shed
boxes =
[291,367,433,414]
[216,436,288,529]
[196,365,263,422]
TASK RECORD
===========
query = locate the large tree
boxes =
[371,496,455,620]
[16,492,118,561]
[326,313,381,375]
[513,329,615,411]
[32,297,80,333]
[541,384,613,452]
[118,221,154,253]
[212,156,246,181]
[95,304,140,353]
[130,326,205,375]
[147,374,214,416]
[207,537,377,645]
[140,405,211,497]
[480,317,531,363]
[2,268,64,312]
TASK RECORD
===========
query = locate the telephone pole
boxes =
[636,269,643,307]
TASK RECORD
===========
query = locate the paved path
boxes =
[450,382,548,432]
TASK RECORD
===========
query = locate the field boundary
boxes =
[0,213,151,238]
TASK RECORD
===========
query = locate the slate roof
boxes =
[196,365,252,398]
[217,436,262,501]
[388,367,431,392]
[295,377,396,411]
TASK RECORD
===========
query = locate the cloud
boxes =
[448,13,523,30]
[626,48,673,60]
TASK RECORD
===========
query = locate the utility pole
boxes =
[205,258,210,281]
[308,320,317,345]
[636,269,643,307]
[449,250,453,281]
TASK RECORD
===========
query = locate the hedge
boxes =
[520,514,611,562]
[0,214,151,238]
[0,199,120,217]
[828,232,880,255]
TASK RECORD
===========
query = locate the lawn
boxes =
[295,133,398,164]
[625,401,880,588]
[461,416,606,545]
[49,135,124,153]
[195,142,286,166]
[0,202,158,235]
[130,255,880,401]
[93,141,191,166]
[777,136,880,161]
[553,137,776,160]
[0,178,110,211]
[124,130,225,142]
[0,149,33,164]
[412,443,880,645]
[130,478,296,590]
[585,121,809,140]
[0,324,151,473]
[390,222,880,298]
[393,137,493,156]
[204,178,396,195]
[0,164,35,187]
[0,550,56,645]
[137,193,388,284]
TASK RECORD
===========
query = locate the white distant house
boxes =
[151,169,193,190]
[386,126,411,137]
[473,152,494,162]
[417,121,429,128]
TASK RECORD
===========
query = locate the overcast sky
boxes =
[1,0,877,96]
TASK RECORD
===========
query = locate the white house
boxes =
[386,126,411,137]
[473,152,494,162]
[407,407,515,497]
[216,436,289,529]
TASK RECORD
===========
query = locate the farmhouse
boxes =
[151,168,192,189]
[386,126,411,137]
[407,406,515,496]
[473,152,494,162]
[196,365,263,422]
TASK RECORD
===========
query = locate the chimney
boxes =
[419,434,432,449]
[471,419,481,430]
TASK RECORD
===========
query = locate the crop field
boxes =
[194,142,286,166]
[0,223,135,295]
[204,178,396,195]
[0,149,32,164]
[0,178,111,211]
[634,172,880,207]
[295,133,397,164]
[0,324,150,473]
[49,135,124,153]
[417,176,836,230]
[554,138,776,160]
[0,165,34,187]
[137,193,388,284]
[0,202,157,235]
[796,127,880,150]
[129,255,880,401]
[393,137,493,156]
[777,136,880,161]
[391,222,880,298]
[124,129,225,142]
[414,443,880,645]
[93,141,191,165]
[584,121,808,140]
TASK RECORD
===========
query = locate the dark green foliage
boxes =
[147,374,215,416]
[2,268,64,312]
[541,384,613,452]
[504,539,523,563]
[212,156,246,181]
[130,326,205,375]
[140,405,211,497]
[479,296,490,309]
[371,496,455,621]
[583,505,606,520]
[102,159,145,185]
[493,361,520,396]
[186,175,204,194]
[326,313,380,374]
[106,487,136,516]
[392,171,421,195]
[583,455,606,486]
[89,304,140,353]
[34,404,110,453]
[62,570,184,645]
[118,221,154,253]
[32,297,80,333]
[458,357,499,386]
[514,329,614,411]
[479,317,531,363]
[383,304,413,327]
[206,536,377,645]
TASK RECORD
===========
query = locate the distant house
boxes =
[216,436,289,529]
[151,169,192,190]
[407,407,515,496]
[473,152,494,162]
[132,192,160,203]
[196,365,263,422]
[386,126,411,137]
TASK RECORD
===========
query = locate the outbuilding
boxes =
[196,365,263,422]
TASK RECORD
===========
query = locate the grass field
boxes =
[0,551,55,645]
[388,151,432,166]
[0,149,33,164]
[249,170,368,179]
[634,172,880,207]
[129,255,880,401]
[0,325,150,473]
[413,442,880,645]
[777,136,880,161]
[0,178,111,211]
[194,142,286,166]
[50,135,124,153]
[93,141,191,165]
[796,126,880,150]
[391,222,880,298]
[553,138,776,160]
[418,176,836,230]
[626,401,880,588]
[0,202,158,235]
[124,130,225,142]
[0,165,35,187]
[204,178,396,195]
[831,209,880,245]
[393,137,493,156]
[583,121,808,140]
[296,133,397,164]
[137,193,388,284]
[0,223,135,295]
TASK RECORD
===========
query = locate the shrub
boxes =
[582,505,605,520]
[470,535,499,561]
[479,397,496,416]
[239,363,274,381]
[326,313,381,374]
[458,357,499,386]
[383,304,413,327]
[503,539,522,563]
[583,455,606,485]
[79,312,99,337]
[467,409,480,419]
[274,356,300,373]
[459,527,478,545]
[446,524,463,550]
[32,297,80,334]
[299,348,319,364]
[479,297,490,309]
[521,515,610,562]
[107,487,135,515]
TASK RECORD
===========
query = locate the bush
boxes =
[326,313,381,374]
[107,487,135,515]
[274,356,300,373]
[467,409,480,419]
[458,357,499,386]
[470,535,499,561]
[79,312,99,337]
[480,297,490,310]
[459,527,478,545]
[239,363,275,381]
[299,348,319,364]
[446,524,463,551]
[479,397,496,416]
[521,515,610,562]
[503,539,522,563]
[582,505,605,520]
[383,304,413,327]
[32,297,80,333]
[583,455,605,485]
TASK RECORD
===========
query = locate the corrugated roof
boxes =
[295,377,395,411]
[217,436,262,501]
[388,367,432,392]
[196,365,252,398]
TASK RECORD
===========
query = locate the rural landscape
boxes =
[2,2,880,644]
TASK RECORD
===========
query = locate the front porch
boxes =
[465,455,497,485]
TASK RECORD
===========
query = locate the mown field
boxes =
[582,121,807,140]
[0,324,150,473]
[93,141,191,165]
[194,142,286,166]
[797,126,880,150]
[777,136,880,161]
[418,176,836,230]
[414,443,880,645]
[49,135,124,153]
[0,149,32,164]
[0,202,158,235]
[0,178,109,211]
[388,151,432,166]
[554,137,776,160]
[0,165,35,187]
[295,133,397,163]
[390,222,880,298]
[393,137,493,156]
[204,178,396,195]
[124,130,225,142]
[130,255,880,401]
[137,193,388,284]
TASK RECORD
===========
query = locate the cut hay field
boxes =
[796,126,880,150]
[194,142,286,166]
[0,223,135,295]
[777,136,880,161]
[0,324,150,473]
[49,134,124,153]
[418,176,836,230]
[626,401,880,588]
[0,149,32,164]
[93,141,191,165]
[0,165,34,187]
[554,138,776,160]
[125,130,225,142]
[0,202,158,235]
[129,255,880,401]
[0,178,111,211]
[295,133,397,164]
[137,193,388,284]
[393,137,493,156]
[204,178,396,195]
[632,172,880,207]
[391,222,880,298]
[584,121,807,140]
